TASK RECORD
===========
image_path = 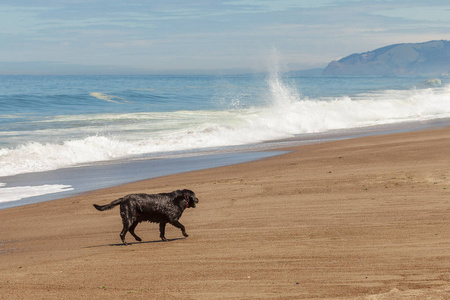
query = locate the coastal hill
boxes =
[322,40,450,76]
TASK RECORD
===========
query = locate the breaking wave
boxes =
[1,74,450,177]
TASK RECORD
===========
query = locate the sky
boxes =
[1,0,450,75]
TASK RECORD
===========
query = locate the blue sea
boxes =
[1,72,449,208]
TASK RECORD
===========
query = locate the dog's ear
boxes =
[172,190,183,199]
[173,191,187,206]
[180,189,194,197]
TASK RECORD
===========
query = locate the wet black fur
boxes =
[93,189,198,245]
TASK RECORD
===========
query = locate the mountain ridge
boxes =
[322,40,450,76]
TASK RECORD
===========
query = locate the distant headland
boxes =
[320,40,450,76]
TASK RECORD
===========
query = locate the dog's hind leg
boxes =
[159,223,167,241]
[120,222,129,245]
[119,215,134,245]
[129,221,142,242]
[171,220,188,238]
[119,202,134,245]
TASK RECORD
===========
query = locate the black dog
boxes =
[93,189,198,245]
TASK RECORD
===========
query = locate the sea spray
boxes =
[266,48,300,107]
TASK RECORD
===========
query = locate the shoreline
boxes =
[0,127,449,299]
[0,150,286,210]
[2,117,449,210]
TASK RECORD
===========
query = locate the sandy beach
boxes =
[0,127,449,299]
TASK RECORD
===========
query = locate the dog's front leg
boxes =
[159,222,167,241]
[171,220,188,238]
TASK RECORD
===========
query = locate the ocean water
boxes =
[1,73,449,208]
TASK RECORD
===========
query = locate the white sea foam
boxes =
[1,76,449,177]
[0,183,73,203]
[89,92,130,103]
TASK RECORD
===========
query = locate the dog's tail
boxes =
[93,198,124,211]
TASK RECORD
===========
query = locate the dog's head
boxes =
[180,189,199,208]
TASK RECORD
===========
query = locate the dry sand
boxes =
[0,127,449,299]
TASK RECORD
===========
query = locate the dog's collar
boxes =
[183,193,189,208]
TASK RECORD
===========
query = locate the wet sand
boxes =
[0,127,449,299]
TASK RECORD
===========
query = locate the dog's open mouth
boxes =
[190,199,198,208]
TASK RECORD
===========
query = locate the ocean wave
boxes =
[89,92,132,104]
[1,77,449,177]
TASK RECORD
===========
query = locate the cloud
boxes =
[371,6,450,23]
[1,0,449,74]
